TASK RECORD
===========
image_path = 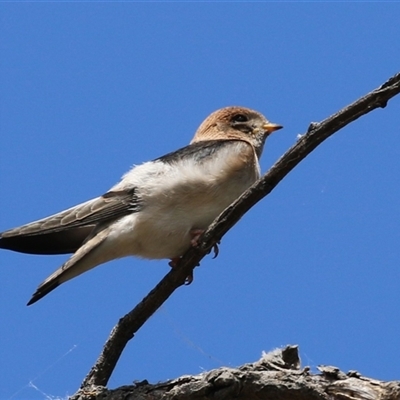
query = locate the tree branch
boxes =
[81,72,400,389]
[73,345,400,400]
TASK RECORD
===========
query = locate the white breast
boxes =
[109,141,260,259]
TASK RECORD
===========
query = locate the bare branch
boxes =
[81,72,400,388]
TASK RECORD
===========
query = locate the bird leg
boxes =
[168,228,220,284]
[189,228,220,259]
[167,229,205,284]
[189,228,206,247]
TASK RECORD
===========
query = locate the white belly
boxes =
[108,140,260,259]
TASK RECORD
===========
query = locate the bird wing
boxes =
[0,187,141,255]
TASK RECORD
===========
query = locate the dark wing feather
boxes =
[0,187,141,255]
[155,139,234,164]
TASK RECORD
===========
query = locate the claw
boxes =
[168,257,181,268]
[211,242,220,259]
[190,229,220,259]
[168,231,220,284]
[184,272,193,285]
[168,257,194,285]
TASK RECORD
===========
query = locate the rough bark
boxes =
[72,345,400,400]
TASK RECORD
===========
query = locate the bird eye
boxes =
[232,114,248,123]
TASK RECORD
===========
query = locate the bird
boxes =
[0,106,282,305]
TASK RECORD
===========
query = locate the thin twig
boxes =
[81,72,400,388]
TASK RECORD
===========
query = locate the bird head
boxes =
[191,106,282,158]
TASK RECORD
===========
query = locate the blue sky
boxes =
[1,3,400,399]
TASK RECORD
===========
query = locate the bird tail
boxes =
[27,228,111,305]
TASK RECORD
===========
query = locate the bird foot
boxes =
[168,257,181,269]
[168,257,193,285]
[190,229,220,259]
[167,229,221,284]
[209,241,220,259]
[189,228,205,247]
